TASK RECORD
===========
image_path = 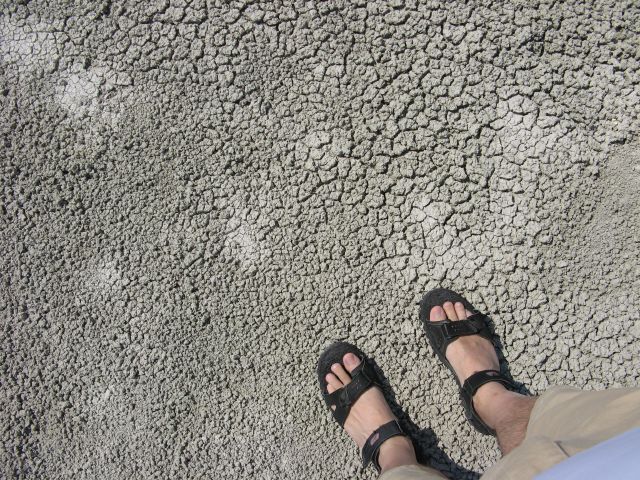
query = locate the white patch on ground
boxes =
[1,15,134,129]
[56,70,101,117]
[76,262,122,299]
[223,219,263,266]
[0,16,59,73]
[217,191,273,269]
[54,67,130,127]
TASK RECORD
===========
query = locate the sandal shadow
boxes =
[482,313,533,397]
[368,357,480,480]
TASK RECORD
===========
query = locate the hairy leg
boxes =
[429,302,536,455]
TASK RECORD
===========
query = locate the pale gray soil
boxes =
[1,1,639,479]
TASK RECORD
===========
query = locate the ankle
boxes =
[377,436,418,473]
[493,395,538,454]
[473,382,510,429]
[473,384,534,432]
[474,389,538,454]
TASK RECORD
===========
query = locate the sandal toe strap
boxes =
[427,314,493,353]
[442,316,485,338]
[323,359,378,427]
[361,420,406,472]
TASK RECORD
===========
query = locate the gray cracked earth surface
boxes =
[1,1,640,479]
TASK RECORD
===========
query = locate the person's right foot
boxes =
[429,301,528,436]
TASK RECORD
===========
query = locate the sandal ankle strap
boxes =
[462,369,516,398]
[361,420,407,473]
[460,369,519,436]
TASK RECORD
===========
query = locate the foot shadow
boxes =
[369,358,480,480]
[482,314,533,397]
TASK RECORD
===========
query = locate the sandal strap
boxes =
[426,314,493,355]
[442,315,485,338]
[460,370,519,436]
[361,420,406,472]
[323,359,378,427]
[462,369,516,398]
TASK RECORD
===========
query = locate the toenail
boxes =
[343,353,358,365]
[331,363,341,372]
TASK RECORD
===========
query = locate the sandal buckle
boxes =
[443,320,481,339]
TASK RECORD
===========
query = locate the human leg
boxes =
[419,289,640,478]
[422,292,537,454]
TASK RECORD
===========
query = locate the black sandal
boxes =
[419,288,519,436]
[317,341,409,473]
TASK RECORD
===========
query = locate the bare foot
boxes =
[429,302,536,453]
[326,353,417,472]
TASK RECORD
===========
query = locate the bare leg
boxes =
[377,436,419,472]
[429,302,537,455]
[474,384,537,454]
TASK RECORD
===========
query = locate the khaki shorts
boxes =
[380,385,640,480]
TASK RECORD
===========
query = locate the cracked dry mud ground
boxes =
[1,1,639,479]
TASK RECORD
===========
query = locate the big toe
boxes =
[343,352,362,373]
[430,305,447,322]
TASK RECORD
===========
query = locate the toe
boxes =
[331,362,352,385]
[454,302,467,320]
[326,373,342,394]
[430,305,446,321]
[443,301,459,321]
[343,353,362,373]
